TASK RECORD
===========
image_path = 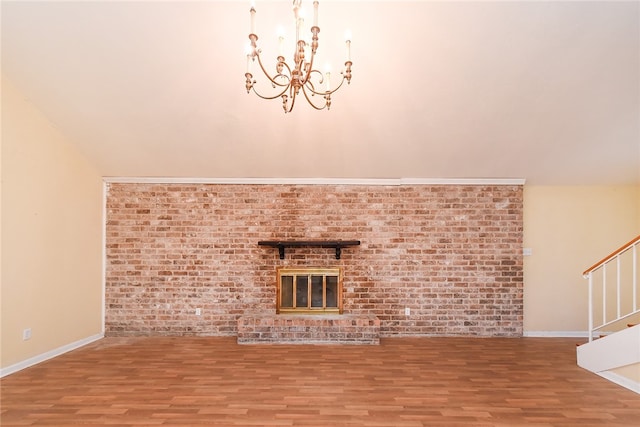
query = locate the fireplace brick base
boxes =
[237,314,380,344]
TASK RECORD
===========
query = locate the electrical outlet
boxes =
[23,328,32,340]
[195,308,202,316]
[404,307,411,316]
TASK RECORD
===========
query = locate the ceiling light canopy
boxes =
[244,0,352,113]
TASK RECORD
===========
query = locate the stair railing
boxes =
[583,235,640,342]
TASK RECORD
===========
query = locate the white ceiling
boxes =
[2,0,639,185]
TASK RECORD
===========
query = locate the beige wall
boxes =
[1,76,103,370]
[523,185,640,333]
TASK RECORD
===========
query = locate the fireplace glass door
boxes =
[277,267,342,314]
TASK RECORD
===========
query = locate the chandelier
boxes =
[244,0,352,113]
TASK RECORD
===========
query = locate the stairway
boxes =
[577,323,640,394]
[578,235,640,394]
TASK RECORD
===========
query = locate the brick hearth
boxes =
[237,314,380,344]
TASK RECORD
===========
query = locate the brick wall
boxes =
[105,183,523,337]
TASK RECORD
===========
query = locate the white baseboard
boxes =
[523,331,589,338]
[597,371,640,395]
[0,333,104,378]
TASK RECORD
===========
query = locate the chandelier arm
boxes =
[306,69,323,89]
[303,48,316,85]
[300,85,328,111]
[286,85,298,113]
[251,84,291,101]
[303,78,317,94]
[279,60,293,77]
[304,74,347,97]
[255,53,290,88]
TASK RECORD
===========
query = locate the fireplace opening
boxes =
[276,267,343,314]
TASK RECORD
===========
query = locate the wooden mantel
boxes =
[257,240,361,259]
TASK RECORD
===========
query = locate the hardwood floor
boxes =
[1,337,639,426]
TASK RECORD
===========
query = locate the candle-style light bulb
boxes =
[250,2,256,34]
[313,1,319,27]
[276,25,285,56]
[293,0,300,19]
[296,17,304,42]
[344,30,352,62]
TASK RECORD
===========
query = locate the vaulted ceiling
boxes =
[2,0,639,185]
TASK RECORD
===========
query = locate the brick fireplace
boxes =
[236,264,381,344]
[105,182,523,338]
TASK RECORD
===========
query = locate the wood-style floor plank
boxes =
[1,337,639,426]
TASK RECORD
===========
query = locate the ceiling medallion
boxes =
[244,0,352,113]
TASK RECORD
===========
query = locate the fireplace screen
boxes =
[276,267,343,314]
